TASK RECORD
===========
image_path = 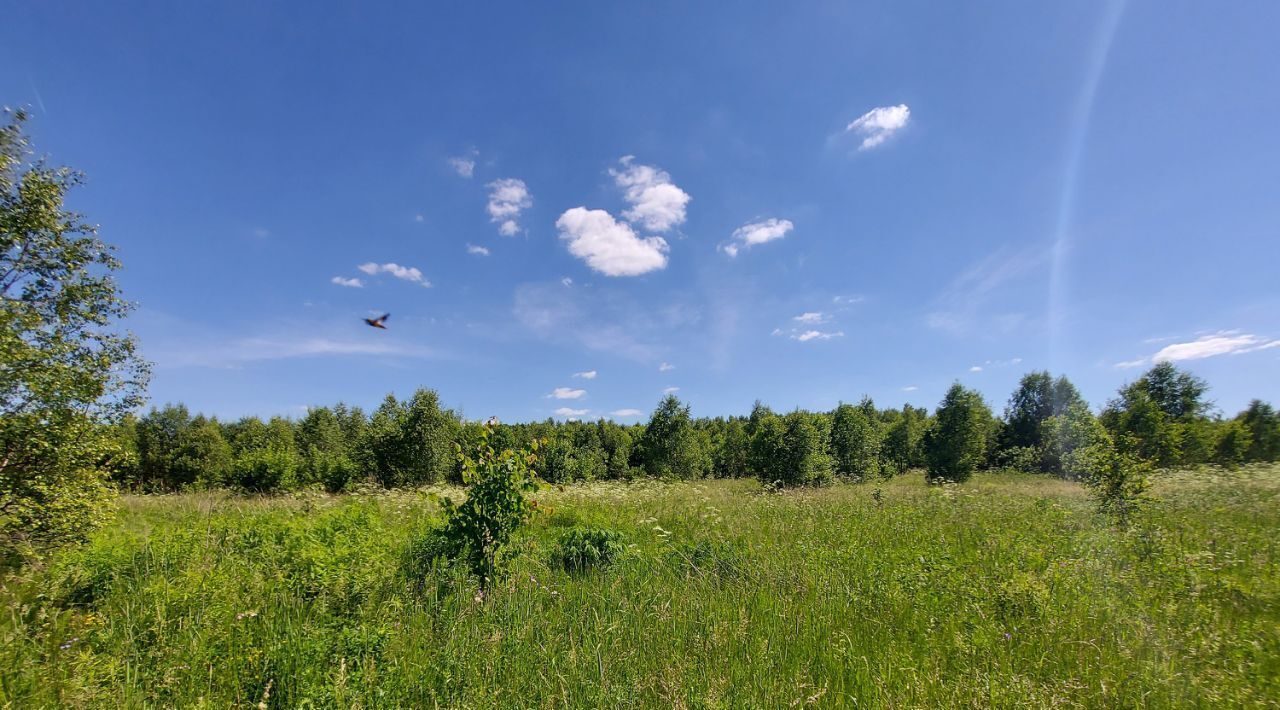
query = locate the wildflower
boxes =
[236,610,259,621]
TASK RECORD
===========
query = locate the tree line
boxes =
[106,361,1280,494]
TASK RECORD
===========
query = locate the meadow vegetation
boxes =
[2,467,1277,707]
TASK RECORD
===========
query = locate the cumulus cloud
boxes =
[548,387,587,400]
[466,244,490,256]
[659,362,675,372]
[486,178,532,236]
[794,312,827,324]
[611,408,644,417]
[573,370,597,379]
[846,104,911,150]
[556,207,669,277]
[793,330,843,342]
[449,155,476,178]
[1114,331,1280,368]
[609,156,690,232]
[723,218,793,256]
[330,276,363,288]
[357,262,431,287]
[554,407,589,418]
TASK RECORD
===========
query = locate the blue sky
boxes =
[4,1,1278,422]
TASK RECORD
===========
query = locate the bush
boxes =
[227,448,298,493]
[427,425,543,589]
[554,526,625,572]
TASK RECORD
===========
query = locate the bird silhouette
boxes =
[364,313,390,329]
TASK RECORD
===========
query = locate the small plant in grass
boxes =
[1076,435,1151,528]
[416,423,543,590]
[554,526,624,572]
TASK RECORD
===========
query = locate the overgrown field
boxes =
[3,467,1278,708]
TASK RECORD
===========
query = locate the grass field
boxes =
[2,467,1278,708]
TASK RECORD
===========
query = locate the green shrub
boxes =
[554,526,625,572]
[228,448,298,493]
[426,425,543,589]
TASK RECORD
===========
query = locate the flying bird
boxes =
[364,313,390,329]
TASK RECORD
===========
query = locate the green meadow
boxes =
[3,466,1277,708]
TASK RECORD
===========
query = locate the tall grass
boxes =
[2,467,1277,707]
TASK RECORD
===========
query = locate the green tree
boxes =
[637,395,710,478]
[0,110,148,564]
[359,389,459,487]
[780,411,833,486]
[1238,400,1280,462]
[883,405,927,474]
[829,401,882,481]
[923,383,992,483]
[999,372,1085,455]
[1101,387,1181,467]
[1212,419,1251,469]
[711,418,749,478]
[1040,402,1108,481]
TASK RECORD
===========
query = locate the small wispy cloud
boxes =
[466,243,490,256]
[554,407,589,418]
[448,153,477,178]
[548,387,587,400]
[833,295,866,306]
[330,276,363,288]
[662,386,680,395]
[793,312,828,324]
[561,277,573,287]
[357,262,431,287]
[927,246,1047,334]
[793,330,843,342]
[487,178,532,236]
[659,362,675,372]
[969,365,984,373]
[721,218,793,257]
[846,104,910,150]
[611,408,644,417]
[901,385,918,392]
[573,370,597,379]
[1114,331,1280,369]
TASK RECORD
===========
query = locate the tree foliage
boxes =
[0,110,148,565]
[923,384,992,483]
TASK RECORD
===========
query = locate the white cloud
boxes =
[561,277,573,287]
[466,244,490,256]
[793,330,843,342]
[1115,331,1280,368]
[662,386,680,395]
[833,295,866,305]
[556,207,669,277]
[846,104,911,150]
[723,218,793,256]
[486,178,532,236]
[927,247,1048,334]
[902,385,918,392]
[357,262,431,287]
[449,155,476,178]
[969,366,983,372]
[548,387,587,400]
[330,276,363,288]
[794,312,827,324]
[554,407,589,418]
[414,214,425,223]
[611,408,644,417]
[609,156,690,232]
[659,362,675,371]
[573,370,597,379]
